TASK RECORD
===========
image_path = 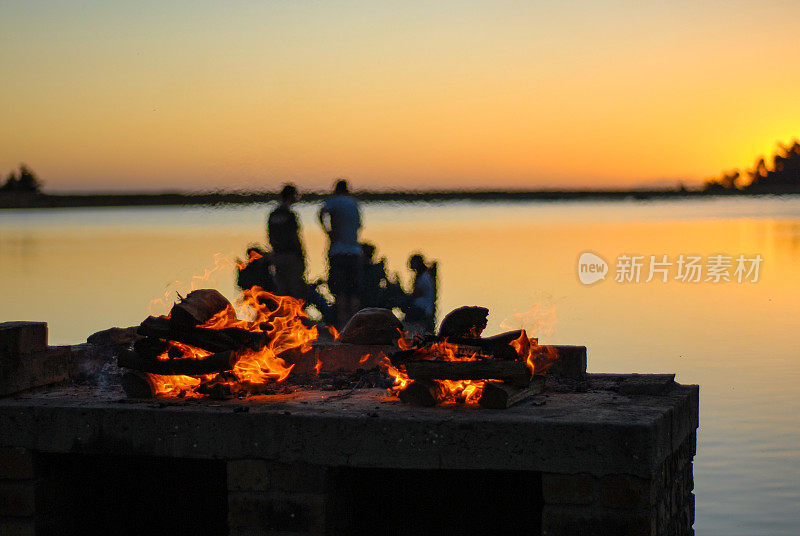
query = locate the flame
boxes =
[510,329,559,375]
[149,374,205,398]
[328,325,339,339]
[358,353,371,364]
[314,358,323,375]
[439,379,487,404]
[148,286,317,397]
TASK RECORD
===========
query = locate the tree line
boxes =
[705,139,800,193]
[1,164,43,194]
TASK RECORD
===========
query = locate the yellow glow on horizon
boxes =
[1,1,799,191]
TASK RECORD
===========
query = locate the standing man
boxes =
[268,184,306,300]
[318,179,362,328]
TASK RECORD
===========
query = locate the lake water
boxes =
[1,197,799,535]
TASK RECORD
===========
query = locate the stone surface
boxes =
[546,345,587,379]
[338,308,402,345]
[0,517,35,536]
[0,346,72,397]
[0,322,47,357]
[542,473,597,505]
[0,447,34,480]
[0,377,698,479]
[228,491,325,533]
[542,505,651,536]
[0,480,36,517]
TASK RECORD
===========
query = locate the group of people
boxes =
[236,179,436,330]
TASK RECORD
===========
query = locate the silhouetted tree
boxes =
[1,164,42,193]
[0,171,18,192]
[705,139,800,193]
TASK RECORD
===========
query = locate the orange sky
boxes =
[1,1,799,192]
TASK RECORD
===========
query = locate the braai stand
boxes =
[0,322,697,536]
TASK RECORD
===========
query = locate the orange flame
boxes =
[149,286,317,397]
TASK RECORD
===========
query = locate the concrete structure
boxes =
[0,321,698,535]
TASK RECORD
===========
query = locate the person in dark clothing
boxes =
[236,246,277,293]
[359,243,387,308]
[402,254,436,330]
[268,184,306,300]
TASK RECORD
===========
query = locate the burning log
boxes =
[404,360,531,387]
[120,371,157,399]
[133,337,170,360]
[117,348,239,375]
[397,379,445,407]
[438,306,489,338]
[169,289,233,329]
[138,316,264,353]
[478,376,545,409]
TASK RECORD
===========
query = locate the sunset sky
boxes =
[1,1,799,192]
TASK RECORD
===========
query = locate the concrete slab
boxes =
[0,375,698,478]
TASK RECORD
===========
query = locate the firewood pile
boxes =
[388,306,555,409]
[111,290,558,408]
[115,289,296,399]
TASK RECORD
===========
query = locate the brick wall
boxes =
[227,460,329,536]
[541,431,696,536]
[0,447,36,536]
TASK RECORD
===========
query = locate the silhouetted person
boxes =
[404,253,435,329]
[318,179,362,328]
[359,243,406,309]
[359,243,387,308]
[236,246,277,293]
[268,184,306,300]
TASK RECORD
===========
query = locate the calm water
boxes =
[2,197,799,535]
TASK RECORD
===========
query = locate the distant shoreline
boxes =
[0,188,797,210]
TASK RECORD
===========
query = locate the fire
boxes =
[380,333,489,405]
[149,374,205,398]
[148,286,318,396]
[510,330,559,375]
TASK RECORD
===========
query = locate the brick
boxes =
[266,461,327,493]
[0,447,34,479]
[0,517,36,536]
[228,460,271,491]
[542,473,598,505]
[0,347,71,396]
[601,474,654,509]
[546,345,587,379]
[0,322,47,359]
[542,505,651,536]
[228,491,325,533]
[0,480,36,517]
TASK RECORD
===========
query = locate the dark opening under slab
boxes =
[35,453,228,536]
[328,467,543,536]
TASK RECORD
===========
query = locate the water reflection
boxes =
[1,198,799,535]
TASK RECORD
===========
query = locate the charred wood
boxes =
[117,348,239,375]
[132,337,170,359]
[397,379,444,407]
[138,316,264,353]
[404,360,531,386]
[120,371,157,399]
[169,289,233,329]
[438,306,489,338]
[478,376,546,409]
